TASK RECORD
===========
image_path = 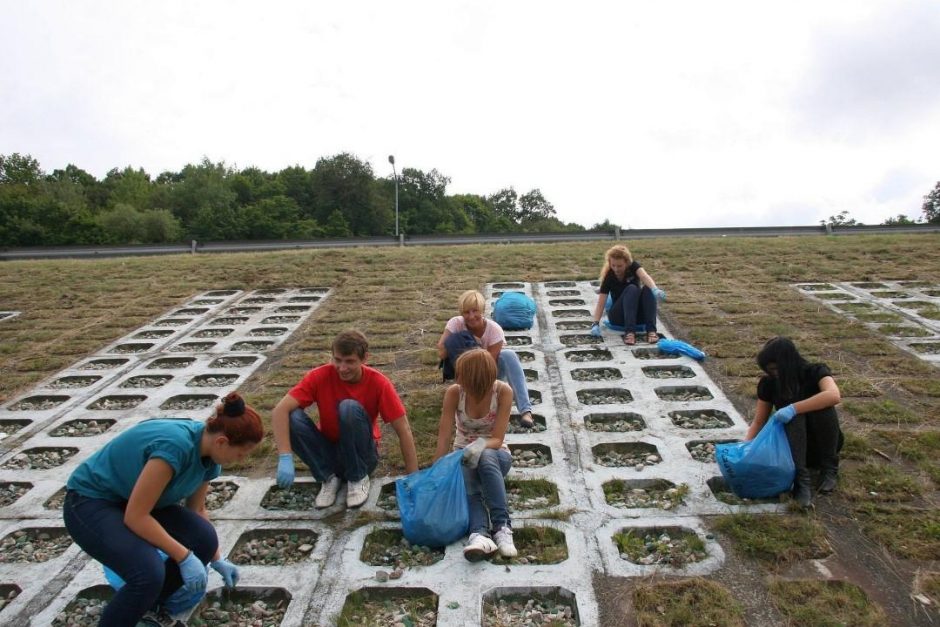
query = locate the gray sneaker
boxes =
[137,608,185,627]
[493,526,518,558]
[315,475,342,508]
[346,475,371,508]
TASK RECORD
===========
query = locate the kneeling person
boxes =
[272,330,419,508]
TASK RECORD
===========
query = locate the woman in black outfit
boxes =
[745,337,843,508]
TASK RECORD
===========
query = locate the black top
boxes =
[757,363,838,421]
[599,260,642,302]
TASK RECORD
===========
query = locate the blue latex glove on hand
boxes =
[770,404,797,424]
[276,453,295,489]
[462,437,488,469]
[590,323,602,337]
[179,551,208,594]
[211,557,240,588]
[653,287,666,301]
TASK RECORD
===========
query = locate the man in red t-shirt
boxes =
[272,330,418,508]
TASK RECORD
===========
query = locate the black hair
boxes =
[756,336,808,400]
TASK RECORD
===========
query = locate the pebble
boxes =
[547,290,580,296]
[339,595,437,626]
[10,397,67,411]
[188,375,239,387]
[545,281,576,288]
[231,531,318,565]
[506,416,547,434]
[0,529,72,563]
[147,358,195,369]
[571,367,621,381]
[205,482,238,510]
[687,441,724,462]
[361,533,444,568]
[0,483,30,507]
[3,448,77,470]
[227,307,262,315]
[50,419,112,437]
[560,334,603,346]
[516,351,535,362]
[261,485,318,511]
[493,283,525,289]
[605,482,687,509]
[48,376,100,389]
[504,336,532,346]
[162,396,216,411]
[78,359,127,370]
[231,341,273,351]
[175,308,208,316]
[261,316,300,324]
[248,327,287,337]
[110,343,152,354]
[483,597,577,627]
[276,306,309,313]
[643,366,694,379]
[511,448,551,468]
[154,318,191,326]
[585,413,644,432]
[552,309,591,318]
[191,299,223,305]
[44,489,66,510]
[670,411,732,429]
[577,389,634,405]
[210,356,258,368]
[549,299,586,306]
[375,570,389,582]
[566,349,613,362]
[655,387,713,401]
[87,396,145,410]
[287,296,320,303]
[0,421,28,438]
[377,490,398,511]
[632,348,679,360]
[193,328,234,338]
[121,375,171,388]
[133,330,173,339]
[529,390,542,405]
[214,317,249,325]
[523,369,538,382]
[617,531,708,567]
[51,595,109,626]
[169,342,215,352]
[556,321,593,330]
[594,449,661,468]
[193,596,288,626]
[506,487,553,510]
[242,297,276,304]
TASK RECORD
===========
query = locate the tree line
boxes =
[0,153,590,247]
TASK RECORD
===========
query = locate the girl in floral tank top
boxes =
[434,349,517,561]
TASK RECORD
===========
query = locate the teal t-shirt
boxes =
[67,419,221,508]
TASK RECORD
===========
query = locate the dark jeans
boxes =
[784,412,844,473]
[289,399,378,482]
[608,284,657,332]
[63,490,217,626]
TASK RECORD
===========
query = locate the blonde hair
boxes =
[455,348,497,400]
[599,245,633,282]
[457,290,486,315]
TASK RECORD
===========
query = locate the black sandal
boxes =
[519,412,535,429]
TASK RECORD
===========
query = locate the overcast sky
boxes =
[2,0,938,229]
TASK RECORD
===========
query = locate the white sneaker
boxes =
[463,532,497,562]
[315,475,342,508]
[346,475,371,508]
[493,526,518,557]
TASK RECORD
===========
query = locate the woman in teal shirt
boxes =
[64,392,263,626]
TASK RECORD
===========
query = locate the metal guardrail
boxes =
[1,224,937,261]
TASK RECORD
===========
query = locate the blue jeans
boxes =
[497,349,532,414]
[289,399,378,482]
[463,448,512,535]
[63,490,217,626]
[608,284,657,332]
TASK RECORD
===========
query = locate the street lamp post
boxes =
[388,155,399,237]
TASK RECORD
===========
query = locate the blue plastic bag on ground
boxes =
[103,550,205,614]
[396,449,469,547]
[493,292,536,330]
[657,338,706,361]
[602,295,646,333]
[715,419,795,499]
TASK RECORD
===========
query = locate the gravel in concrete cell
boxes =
[161,395,217,411]
[483,591,578,627]
[78,359,129,370]
[261,484,318,511]
[686,440,738,462]
[87,395,146,410]
[230,530,319,565]
[276,306,310,313]
[192,589,290,627]
[209,356,259,368]
[592,443,660,469]
[505,336,532,346]
[654,386,713,401]
[154,318,193,326]
[584,412,645,432]
[565,349,613,362]
[131,330,174,340]
[614,527,707,567]
[0,527,72,562]
[231,341,274,351]
[192,328,234,338]
[3,447,78,470]
[260,316,300,324]
[10,396,69,411]
[49,419,114,437]
[560,334,603,347]
[571,367,621,381]
[632,348,679,360]
[213,317,248,325]
[668,410,733,429]
[0,584,21,614]
[51,586,111,627]
[187,374,239,387]
[360,529,444,568]
[248,327,287,337]
[0,419,31,437]
[510,444,552,468]
[507,414,547,433]
[641,365,695,379]
[577,388,633,405]
[169,342,216,352]
[603,479,687,510]
[339,588,437,627]
[175,308,209,316]
[205,481,238,510]
[120,375,172,388]
[226,307,262,315]
[48,376,102,389]
[552,309,591,318]
[0,482,31,507]
[147,357,196,369]
[44,487,66,510]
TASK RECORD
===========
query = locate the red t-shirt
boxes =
[288,364,406,442]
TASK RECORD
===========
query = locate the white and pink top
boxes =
[453,381,509,452]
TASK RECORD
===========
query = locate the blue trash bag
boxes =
[492,292,536,330]
[715,418,795,499]
[396,449,469,547]
[656,338,706,361]
[103,550,205,615]
[602,295,645,333]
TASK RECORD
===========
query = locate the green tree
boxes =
[518,189,556,223]
[241,196,303,239]
[141,209,183,242]
[882,214,919,226]
[488,188,520,224]
[96,203,148,243]
[923,181,940,223]
[102,166,153,210]
[820,210,862,227]
[0,153,43,185]
[311,154,387,235]
[323,209,352,237]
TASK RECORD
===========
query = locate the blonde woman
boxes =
[437,290,534,428]
[434,349,517,561]
[590,244,665,345]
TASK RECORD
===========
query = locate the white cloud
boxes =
[0,0,936,228]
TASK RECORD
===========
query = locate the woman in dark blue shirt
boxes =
[590,245,666,345]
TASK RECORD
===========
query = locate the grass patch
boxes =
[840,463,921,502]
[337,587,437,627]
[854,505,940,560]
[768,578,886,627]
[633,578,744,627]
[711,514,831,567]
[900,379,940,397]
[838,377,881,398]
[841,399,919,424]
[920,572,940,606]
[840,432,874,461]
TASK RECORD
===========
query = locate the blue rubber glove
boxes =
[770,404,797,424]
[653,287,666,301]
[210,557,240,588]
[276,453,295,489]
[590,323,602,337]
[178,551,208,594]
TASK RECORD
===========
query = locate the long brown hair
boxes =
[455,348,497,400]
[599,245,633,282]
[205,392,263,445]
